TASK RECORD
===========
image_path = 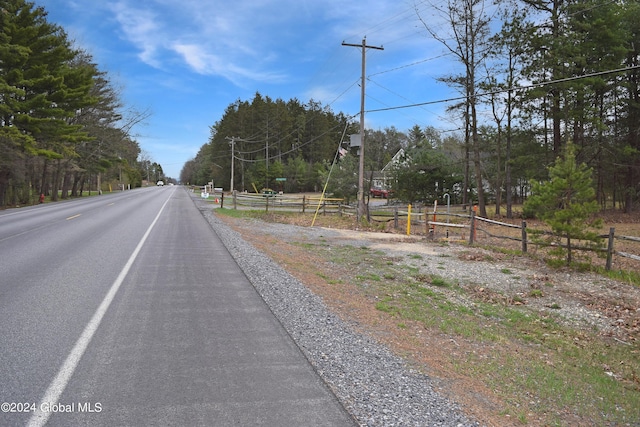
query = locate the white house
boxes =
[370,148,409,189]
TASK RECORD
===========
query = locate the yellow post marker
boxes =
[406,204,412,235]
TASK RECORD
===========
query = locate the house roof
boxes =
[381,148,407,172]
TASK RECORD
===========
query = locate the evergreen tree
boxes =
[392,145,462,205]
[198,93,355,191]
[0,0,97,202]
[524,143,602,265]
[322,154,358,203]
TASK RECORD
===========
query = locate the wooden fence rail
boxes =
[225,192,345,214]
[217,192,638,272]
[378,206,639,272]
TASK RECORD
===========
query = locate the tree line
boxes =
[418,0,640,217]
[183,0,640,217]
[181,94,359,193]
[0,0,154,207]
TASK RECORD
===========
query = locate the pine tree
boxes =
[524,143,602,265]
[1,0,94,200]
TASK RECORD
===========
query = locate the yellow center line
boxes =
[66,214,81,220]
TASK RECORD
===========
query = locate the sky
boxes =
[40,0,462,180]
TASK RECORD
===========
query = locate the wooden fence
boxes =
[221,192,345,214]
[210,190,638,272]
[375,204,639,272]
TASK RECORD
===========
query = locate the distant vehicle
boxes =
[261,188,277,197]
[157,180,164,186]
[370,186,391,198]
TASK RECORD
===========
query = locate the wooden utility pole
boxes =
[342,37,383,221]
[230,137,235,193]
[226,136,235,193]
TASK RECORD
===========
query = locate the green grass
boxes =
[292,241,640,426]
[530,289,544,298]
[599,267,640,287]
[430,276,452,287]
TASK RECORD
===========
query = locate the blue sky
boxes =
[40,0,460,179]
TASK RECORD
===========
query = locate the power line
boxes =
[366,65,640,113]
[229,112,359,165]
[368,52,450,77]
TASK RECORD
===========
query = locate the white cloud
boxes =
[104,0,433,91]
[171,43,287,86]
[109,1,163,66]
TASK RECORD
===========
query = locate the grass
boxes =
[599,267,640,288]
[530,289,544,298]
[288,240,639,425]
[215,207,640,425]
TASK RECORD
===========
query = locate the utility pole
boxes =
[265,115,269,190]
[230,137,235,193]
[226,137,235,193]
[342,37,383,221]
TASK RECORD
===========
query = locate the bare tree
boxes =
[417,0,494,217]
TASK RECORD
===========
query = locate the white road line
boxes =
[27,190,174,427]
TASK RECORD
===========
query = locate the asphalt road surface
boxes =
[0,186,355,426]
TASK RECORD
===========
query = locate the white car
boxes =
[156,180,164,186]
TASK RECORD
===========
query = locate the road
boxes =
[0,186,354,426]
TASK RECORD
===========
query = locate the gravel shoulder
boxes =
[193,195,640,426]
[195,198,479,426]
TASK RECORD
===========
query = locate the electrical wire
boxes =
[231,114,358,164]
[311,120,351,226]
[366,64,640,114]
[368,52,451,78]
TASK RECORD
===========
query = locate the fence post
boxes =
[265,195,269,213]
[220,192,224,209]
[394,207,399,229]
[233,191,237,210]
[426,212,430,235]
[431,200,437,235]
[521,220,527,253]
[302,195,306,214]
[606,227,615,271]
[469,209,476,245]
